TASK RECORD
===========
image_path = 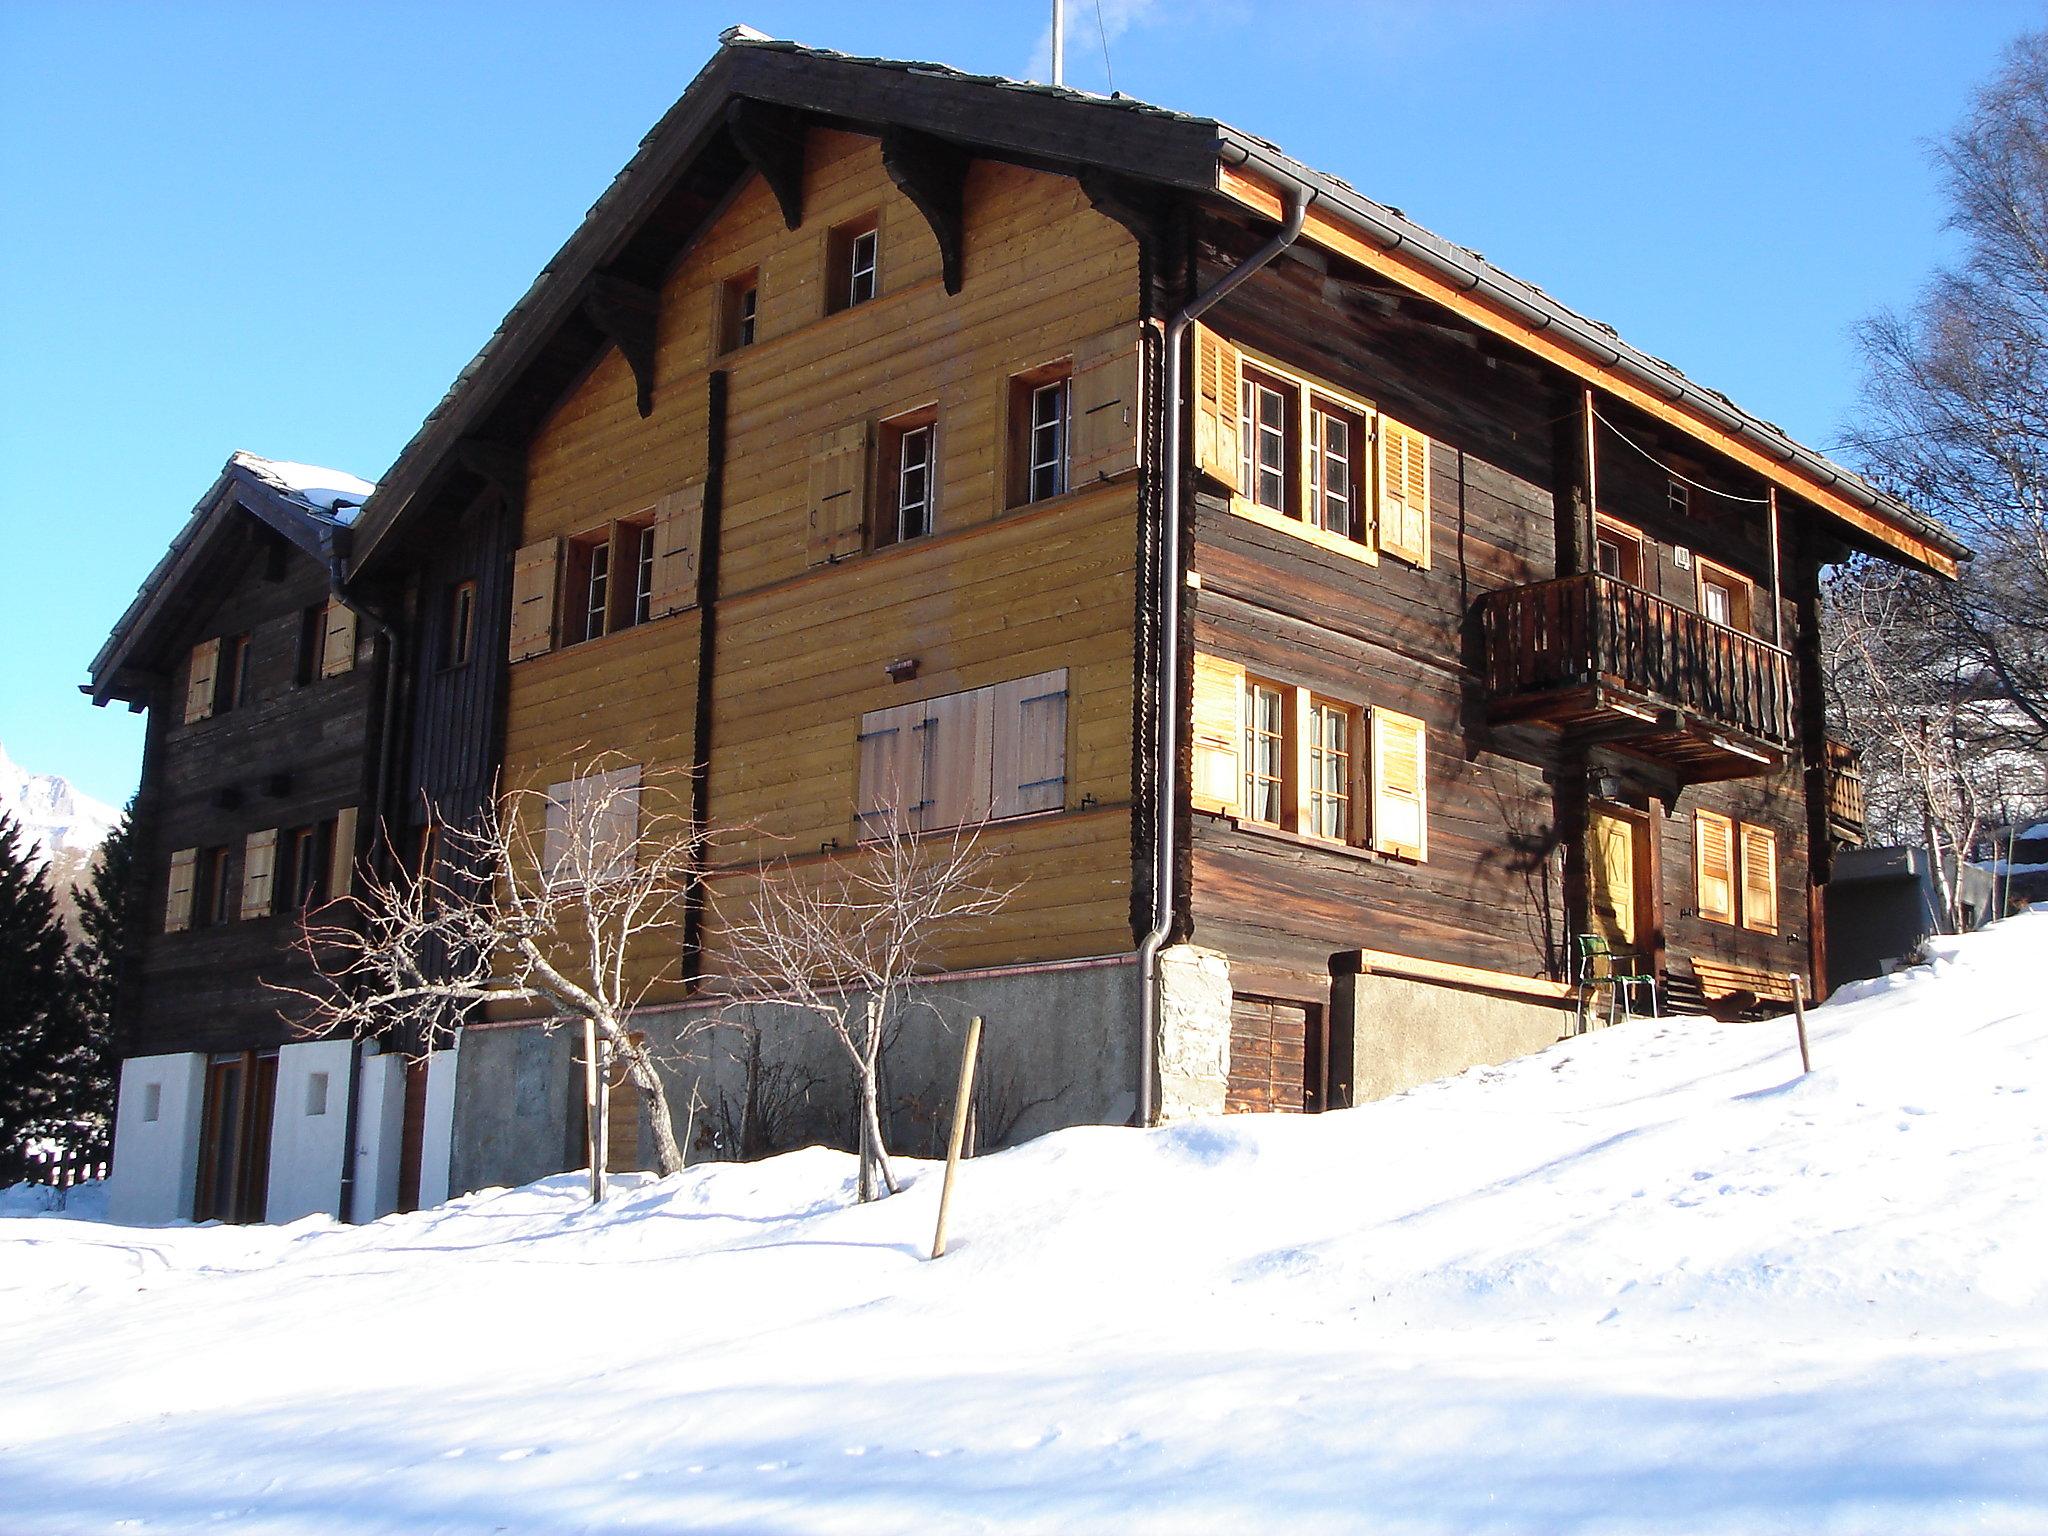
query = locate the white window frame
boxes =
[895,422,933,543]
[849,227,878,307]
[1028,378,1068,503]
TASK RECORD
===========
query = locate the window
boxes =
[1239,369,1297,514]
[216,633,252,713]
[199,846,234,928]
[719,268,759,352]
[318,599,358,679]
[631,523,657,626]
[184,639,220,724]
[281,823,329,913]
[876,409,938,547]
[1029,379,1068,502]
[1243,682,1288,826]
[1307,699,1353,842]
[1696,557,1752,633]
[1695,810,1736,924]
[568,531,611,645]
[165,847,197,933]
[855,670,1070,839]
[828,215,880,313]
[1005,365,1071,508]
[1595,516,1645,587]
[446,580,478,669]
[510,501,693,661]
[543,765,642,886]
[1308,401,1362,539]
[1669,479,1691,521]
[1740,823,1779,934]
[240,829,277,921]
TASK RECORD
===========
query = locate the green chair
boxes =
[1576,933,1659,1031]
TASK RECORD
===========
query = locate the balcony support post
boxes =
[1767,486,1784,649]
[1581,386,1600,573]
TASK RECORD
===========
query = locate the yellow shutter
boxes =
[807,422,868,566]
[648,485,705,619]
[184,639,220,724]
[1191,653,1245,814]
[507,537,561,662]
[1377,416,1431,567]
[165,847,197,933]
[1370,708,1428,860]
[991,669,1069,819]
[328,806,358,901]
[1069,327,1141,485]
[1740,823,1778,933]
[922,688,995,831]
[240,828,278,920]
[320,599,359,678]
[1192,325,1242,491]
[855,699,927,838]
[1695,810,1735,923]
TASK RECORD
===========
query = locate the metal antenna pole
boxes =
[1052,0,1065,86]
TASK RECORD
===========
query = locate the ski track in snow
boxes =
[3,916,2047,1533]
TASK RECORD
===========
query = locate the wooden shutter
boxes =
[1069,327,1141,485]
[320,599,359,678]
[328,806,358,901]
[991,668,1069,819]
[1370,708,1428,860]
[508,537,561,662]
[649,485,705,619]
[184,639,220,724]
[807,422,868,566]
[1191,653,1245,814]
[923,688,995,831]
[165,847,198,933]
[1377,416,1431,566]
[1192,325,1242,491]
[586,765,642,880]
[856,700,927,837]
[240,829,278,920]
[1740,823,1778,933]
[1695,810,1735,923]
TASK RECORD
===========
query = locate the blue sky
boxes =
[0,1,2036,808]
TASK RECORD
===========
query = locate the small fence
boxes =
[20,1149,109,1191]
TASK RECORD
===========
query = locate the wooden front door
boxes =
[1226,997,1324,1114]
[194,1052,278,1223]
[397,1060,428,1214]
[1588,806,1640,949]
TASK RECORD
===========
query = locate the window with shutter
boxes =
[922,688,994,830]
[807,423,868,565]
[329,807,358,901]
[1695,810,1735,924]
[991,669,1068,818]
[1370,709,1428,860]
[1193,325,1242,490]
[1008,366,1071,507]
[1069,327,1140,486]
[1377,416,1431,567]
[648,485,705,619]
[544,766,642,884]
[508,538,561,662]
[1191,653,1246,814]
[1740,823,1778,934]
[321,600,358,678]
[240,829,278,921]
[165,847,198,933]
[856,699,929,838]
[184,639,220,724]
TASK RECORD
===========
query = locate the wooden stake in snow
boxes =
[930,1014,984,1261]
[1790,973,1812,1075]
[584,1018,605,1204]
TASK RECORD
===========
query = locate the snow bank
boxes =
[3,917,2046,1533]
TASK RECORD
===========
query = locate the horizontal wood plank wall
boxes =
[129,543,378,1059]
[504,129,1141,1002]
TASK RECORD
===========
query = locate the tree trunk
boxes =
[620,1033,685,1176]
[856,998,898,1200]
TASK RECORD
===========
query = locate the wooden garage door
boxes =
[1227,997,1318,1115]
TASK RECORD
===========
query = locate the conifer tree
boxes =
[0,813,88,1180]
[64,811,131,1157]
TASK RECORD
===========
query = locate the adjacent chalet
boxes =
[92,30,1962,1216]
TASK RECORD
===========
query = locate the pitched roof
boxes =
[345,28,1964,575]
[87,453,373,706]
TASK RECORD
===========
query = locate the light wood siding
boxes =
[184,639,219,724]
[320,599,358,678]
[239,828,277,921]
[505,132,1141,991]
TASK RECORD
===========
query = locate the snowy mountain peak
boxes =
[0,743,119,869]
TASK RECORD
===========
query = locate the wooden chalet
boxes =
[93,29,1965,1208]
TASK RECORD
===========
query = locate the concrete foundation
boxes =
[107,1052,207,1225]
[264,1039,355,1223]
[1334,969,1569,1104]
[351,1050,408,1222]
[1154,945,1231,1120]
[419,1046,459,1207]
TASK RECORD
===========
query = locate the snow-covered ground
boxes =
[5,919,2047,1534]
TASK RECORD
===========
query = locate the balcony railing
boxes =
[1475,571,1797,753]
[1824,738,1866,846]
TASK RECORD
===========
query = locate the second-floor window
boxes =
[719,268,759,352]
[828,215,880,313]
[217,633,252,713]
[1029,378,1068,502]
[632,523,657,625]
[1308,402,1361,539]
[1697,557,1752,633]
[282,823,329,912]
[199,845,234,928]
[1240,370,1296,514]
[1595,516,1645,586]
[574,534,610,644]
[1244,681,1288,826]
[876,409,937,547]
[1307,699,1352,841]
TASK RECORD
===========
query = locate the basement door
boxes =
[1226,996,1327,1114]
[194,1051,278,1223]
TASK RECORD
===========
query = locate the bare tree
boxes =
[278,756,709,1196]
[719,818,1009,1202]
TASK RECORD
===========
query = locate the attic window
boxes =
[828,215,880,314]
[719,268,759,352]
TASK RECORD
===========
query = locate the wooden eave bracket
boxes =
[882,127,970,296]
[582,273,660,418]
[453,438,528,518]
[1078,168,1172,252]
[726,97,806,231]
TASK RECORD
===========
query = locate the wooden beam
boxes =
[882,127,970,296]
[725,97,806,231]
[1342,945,1574,1002]
[581,272,659,419]
[1216,164,1957,578]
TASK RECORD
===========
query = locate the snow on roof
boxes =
[229,451,376,521]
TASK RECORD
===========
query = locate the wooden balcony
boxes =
[1823,738,1866,847]
[1474,572,1796,780]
